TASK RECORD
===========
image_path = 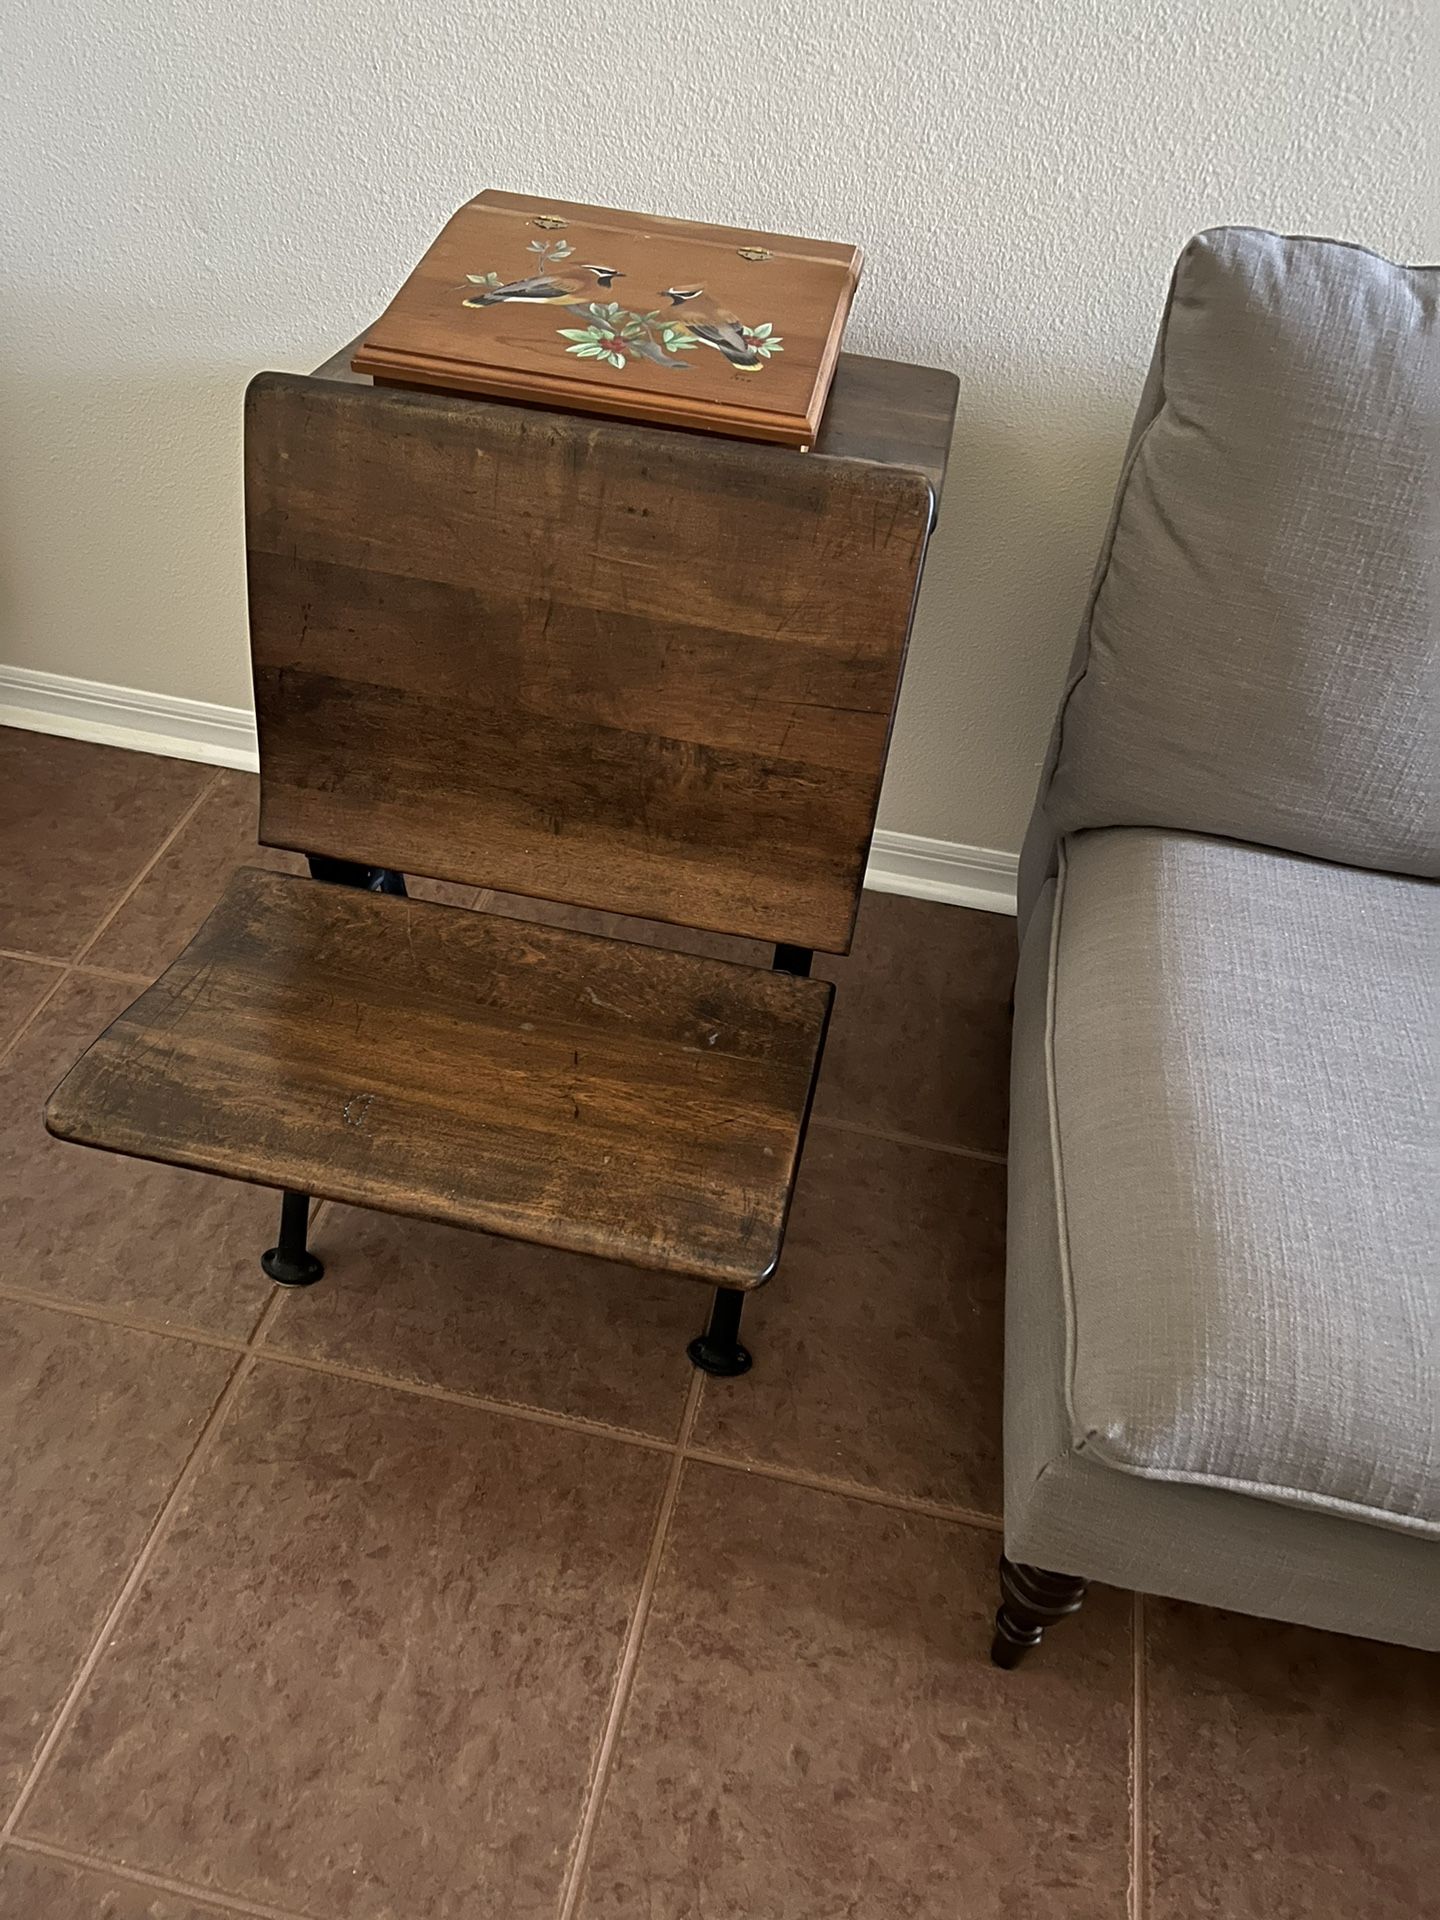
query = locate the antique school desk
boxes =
[46,341,957,1377]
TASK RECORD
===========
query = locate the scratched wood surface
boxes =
[313,335,959,544]
[246,370,943,954]
[45,869,834,1286]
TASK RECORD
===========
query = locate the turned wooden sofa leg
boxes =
[990,1554,1088,1668]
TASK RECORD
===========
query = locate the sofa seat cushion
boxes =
[1048,827,1439,1536]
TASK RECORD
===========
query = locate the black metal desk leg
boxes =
[260,1189,325,1288]
[306,855,408,895]
[687,1285,753,1376]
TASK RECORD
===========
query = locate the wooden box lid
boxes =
[351,190,863,449]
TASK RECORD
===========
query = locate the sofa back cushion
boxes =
[1043,228,1438,878]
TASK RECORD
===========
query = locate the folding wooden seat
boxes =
[45,352,954,1372]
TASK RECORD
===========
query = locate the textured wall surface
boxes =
[3,0,1435,853]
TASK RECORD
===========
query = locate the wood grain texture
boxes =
[44,868,833,1287]
[351,190,863,448]
[246,371,938,953]
[313,336,959,508]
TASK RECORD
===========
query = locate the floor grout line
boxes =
[67,768,224,969]
[0,1281,251,1355]
[682,1444,1005,1532]
[807,1112,1007,1164]
[1,1343,256,1843]
[251,1343,679,1457]
[0,962,71,1073]
[2,1834,319,1920]
[556,1371,702,1920]
[245,1282,288,1349]
[1130,1590,1149,1920]
[68,961,155,985]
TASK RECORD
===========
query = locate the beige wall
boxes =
[3,0,1435,855]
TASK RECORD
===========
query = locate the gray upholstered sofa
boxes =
[993,228,1437,1664]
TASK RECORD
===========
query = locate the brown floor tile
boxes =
[0,1302,231,1808]
[23,1362,668,1919]
[813,891,1015,1155]
[0,1849,240,1919]
[1146,1598,1440,1920]
[3,973,284,1337]
[0,956,61,1051]
[268,1204,698,1439]
[0,731,211,961]
[86,771,475,979]
[575,1466,1132,1920]
[692,1128,1006,1512]
[83,771,292,978]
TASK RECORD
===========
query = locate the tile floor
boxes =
[0,727,1432,1919]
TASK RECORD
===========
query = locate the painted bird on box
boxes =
[463,274,583,307]
[464,263,626,307]
[659,287,765,370]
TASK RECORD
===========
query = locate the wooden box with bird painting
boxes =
[351,190,864,450]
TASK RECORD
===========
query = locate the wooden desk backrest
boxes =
[245,372,935,953]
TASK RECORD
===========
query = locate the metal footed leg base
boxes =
[261,1189,324,1288]
[686,1332,753,1376]
[260,1245,324,1288]
[687,1285,752,1375]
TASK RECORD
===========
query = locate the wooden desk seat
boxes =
[47,868,830,1285]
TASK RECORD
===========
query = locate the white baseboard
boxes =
[865,829,1017,915]
[0,664,261,772]
[0,664,1019,915]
